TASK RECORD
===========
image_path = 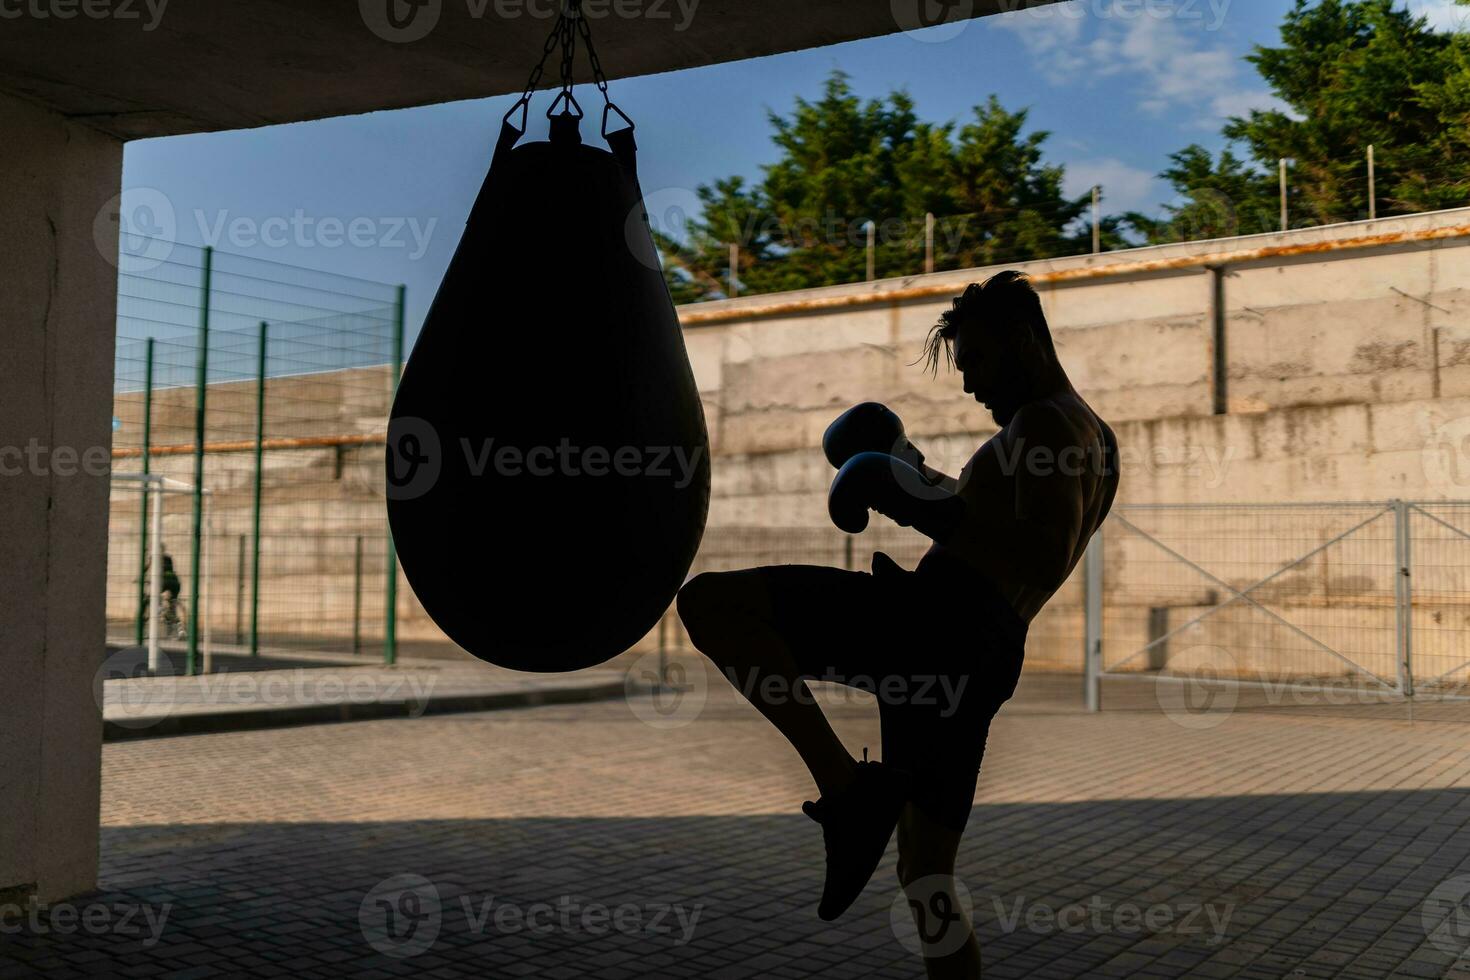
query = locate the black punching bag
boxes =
[386,108,710,672]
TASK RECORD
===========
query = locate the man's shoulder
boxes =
[1009,394,1098,440]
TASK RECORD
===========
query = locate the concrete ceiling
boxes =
[2,0,1062,139]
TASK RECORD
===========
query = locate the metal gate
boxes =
[1083,502,1470,709]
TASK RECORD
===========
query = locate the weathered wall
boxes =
[1,90,122,903]
[107,209,1470,672]
[685,209,1470,522]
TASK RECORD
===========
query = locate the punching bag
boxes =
[386,81,710,672]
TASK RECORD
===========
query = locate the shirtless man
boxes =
[677,271,1119,978]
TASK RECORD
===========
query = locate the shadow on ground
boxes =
[7,788,1469,979]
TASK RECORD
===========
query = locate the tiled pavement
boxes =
[9,669,1470,978]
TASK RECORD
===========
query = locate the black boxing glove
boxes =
[822,402,924,471]
[827,452,966,542]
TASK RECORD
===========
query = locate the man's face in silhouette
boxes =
[953,319,1026,427]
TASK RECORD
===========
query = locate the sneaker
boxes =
[803,749,912,921]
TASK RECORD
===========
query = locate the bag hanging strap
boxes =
[496,0,636,165]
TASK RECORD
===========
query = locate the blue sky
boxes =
[119,0,1467,339]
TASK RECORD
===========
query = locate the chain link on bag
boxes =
[501,0,633,138]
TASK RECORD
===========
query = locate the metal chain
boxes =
[516,16,564,108]
[505,0,630,133]
[556,10,577,96]
[575,10,609,102]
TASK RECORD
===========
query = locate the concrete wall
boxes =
[672,209,1470,677]
[105,210,1470,674]
[685,209,1470,519]
[1,91,122,903]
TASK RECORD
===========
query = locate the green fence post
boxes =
[235,534,246,645]
[133,336,155,645]
[353,535,364,656]
[385,284,406,666]
[187,246,213,676]
[250,321,268,657]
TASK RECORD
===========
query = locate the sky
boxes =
[118,0,1469,341]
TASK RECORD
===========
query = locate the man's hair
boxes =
[920,270,1055,375]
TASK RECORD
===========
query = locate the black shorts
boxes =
[757,550,1027,833]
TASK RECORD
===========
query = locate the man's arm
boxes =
[942,404,1083,591]
[917,461,959,494]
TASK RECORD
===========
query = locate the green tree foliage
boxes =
[1133,0,1470,244]
[656,73,1111,302]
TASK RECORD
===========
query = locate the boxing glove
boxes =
[823,403,924,471]
[827,452,966,541]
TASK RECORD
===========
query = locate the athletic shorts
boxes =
[756,550,1027,833]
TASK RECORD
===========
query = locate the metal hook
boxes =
[546,89,584,120]
[601,101,635,139]
[502,95,531,135]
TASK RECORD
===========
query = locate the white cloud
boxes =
[1062,158,1158,211]
[1405,0,1470,32]
[989,0,1257,121]
[1209,89,1286,123]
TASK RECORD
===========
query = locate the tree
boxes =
[657,73,1099,302]
[1136,0,1470,244]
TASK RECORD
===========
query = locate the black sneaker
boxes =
[803,750,912,921]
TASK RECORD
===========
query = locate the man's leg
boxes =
[896,802,982,979]
[677,569,857,798]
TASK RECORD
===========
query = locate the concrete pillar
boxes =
[0,90,122,903]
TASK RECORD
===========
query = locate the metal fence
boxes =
[1084,501,1470,708]
[655,524,1089,677]
[107,241,406,673]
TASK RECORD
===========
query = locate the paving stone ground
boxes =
[9,667,1470,978]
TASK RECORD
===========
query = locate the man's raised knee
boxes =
[676,572,722,645]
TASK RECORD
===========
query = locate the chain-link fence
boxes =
[107,241,405,672]
[1086,501,1470,706]
[653,524,1088,679]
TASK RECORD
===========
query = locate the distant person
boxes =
[141,546,186,639]
[678,272,1120,978]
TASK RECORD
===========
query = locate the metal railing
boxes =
[1083,501,1470,708]
[107,240,406,674]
